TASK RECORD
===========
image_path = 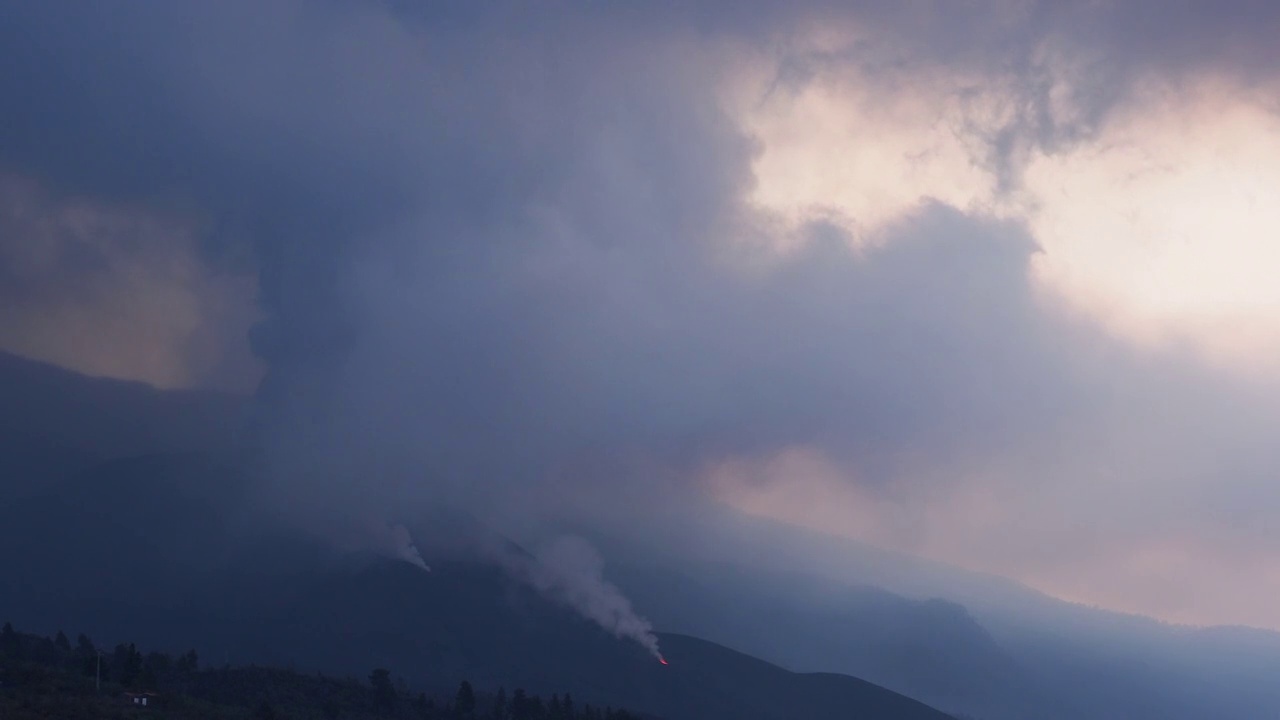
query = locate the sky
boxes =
[2,0,1280,630]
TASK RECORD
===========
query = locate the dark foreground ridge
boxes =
[0,620,643,720]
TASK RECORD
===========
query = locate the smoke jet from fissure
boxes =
[517,536,663,660]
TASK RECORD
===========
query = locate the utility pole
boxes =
[96,650,102,692]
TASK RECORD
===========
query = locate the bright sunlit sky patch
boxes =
[741,41,1280,370]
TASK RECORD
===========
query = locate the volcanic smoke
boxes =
[362,520,431,572]
[520,536,663,660]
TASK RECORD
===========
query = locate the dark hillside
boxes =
[0,351,249,497]
[0,620,648,720]
[0,451,955,720]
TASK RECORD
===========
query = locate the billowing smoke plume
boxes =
[390,523,431,572]
[517,536,661,659]
[362,520,431,572]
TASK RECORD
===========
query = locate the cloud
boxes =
[1021,76,1280,368]
[0,173,261,390]
[736,15,1280,369]
[5,0,1280,630]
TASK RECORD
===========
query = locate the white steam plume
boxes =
[365,520,431,572]
[520,536,662,659]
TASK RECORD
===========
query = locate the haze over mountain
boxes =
[4,1,1280,719]
[7,341,1280,720]
[0,359,959,720]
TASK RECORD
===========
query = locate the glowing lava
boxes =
[659,657,669,665]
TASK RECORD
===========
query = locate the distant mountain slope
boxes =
[593,523,1280,720]
[0,452,262,608]
[652,634,955,720]
[9,356,1280,720]
[0,452,956,720]
[608,559,1049,720]
[254,562,956,720]
[0,351,249,496]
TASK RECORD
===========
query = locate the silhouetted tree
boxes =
[254,699,278,720]
[77,634,100,678]
[1,621,18,656]
[491,686,508,720]
[456,680,477,718]
[114,643,144,686]
[510,689,529,720]
[413,691,433,719]
[146,651,172,675]
[176,648,199,673]
[370,667,397,712]
[54,630,71,652]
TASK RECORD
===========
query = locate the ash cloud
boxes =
[4,0,1280,628]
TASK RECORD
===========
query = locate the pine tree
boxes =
[456,680,477,718]
[370,668,397,712]
[562,693,574,720]
[528,695,546,720]
[114,643,144,686]
[177,649,199,673]
[139,663,157,689]
[54,630,71,651]
[491,686,509,720]
[1,621,18,656]
[511,689,529,720]
[413,691,431,719]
